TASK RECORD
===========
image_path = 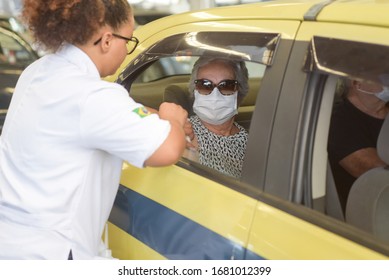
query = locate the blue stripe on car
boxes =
[109,185,264,260]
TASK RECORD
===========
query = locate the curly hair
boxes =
[22,0,132,52]
[188,57,249,101]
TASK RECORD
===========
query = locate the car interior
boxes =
[129,57,263,132]
[346,112,389,243]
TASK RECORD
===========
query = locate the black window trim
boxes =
[304,36,389,86]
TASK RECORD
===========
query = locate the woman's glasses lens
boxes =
[195,79,238,95]
[126,37,139,55]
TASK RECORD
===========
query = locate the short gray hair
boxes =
[188,57,249,101]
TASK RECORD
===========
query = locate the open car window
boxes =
[118,31,278,180]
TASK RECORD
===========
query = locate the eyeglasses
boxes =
[194,79,238,96]
[93,33,139,55]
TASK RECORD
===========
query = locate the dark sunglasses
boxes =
[194,79,238,96]
[93,33,139,55]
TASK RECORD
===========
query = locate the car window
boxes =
[120,31,277,180]
[133,57,194,83]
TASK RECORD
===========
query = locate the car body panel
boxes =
[120,163,258,239]
[106,0,389,259]
[296,21,389,45]
[248,201,387,259]
[317,0,389,27]
[108,223,166,259]
[109,162,258,259]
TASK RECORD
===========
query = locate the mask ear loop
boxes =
[374,87,389,102]
[357,83,375,95]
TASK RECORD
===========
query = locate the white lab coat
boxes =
[0,44,170,259]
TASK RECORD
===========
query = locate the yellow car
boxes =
[106,0,389,259]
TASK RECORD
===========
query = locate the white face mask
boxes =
[375,87,389,102]
[358,85,389,102]
[193,88,238,125]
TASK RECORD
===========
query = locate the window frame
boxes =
[116,31,286,195]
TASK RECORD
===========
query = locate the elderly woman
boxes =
[185,57,249,178]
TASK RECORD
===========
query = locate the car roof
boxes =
[317,0,389,27]
[135,0,389,36]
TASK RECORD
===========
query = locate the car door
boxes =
[107,19,300,260]
[244,17,389,258]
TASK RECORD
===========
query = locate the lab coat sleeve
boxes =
[79,83,171,168]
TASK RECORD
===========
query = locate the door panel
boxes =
[248,199,387,259]
[255,22,389,258]
[109,163,258,259]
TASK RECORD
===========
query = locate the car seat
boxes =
[163,83,194,116]
[346,114,389,243]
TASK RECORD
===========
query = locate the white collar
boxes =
[56,44,100,78]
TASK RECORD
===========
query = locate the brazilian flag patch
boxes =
[132,106,151,118]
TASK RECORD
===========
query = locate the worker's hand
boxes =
[158,102,188,128]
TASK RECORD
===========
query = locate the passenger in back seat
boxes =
[328,78,389,212]
[184,57,249,178]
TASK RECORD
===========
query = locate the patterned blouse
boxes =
[189,115,248,178]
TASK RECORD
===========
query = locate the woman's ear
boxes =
[352,80,360,87]
[100,32,114,53]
